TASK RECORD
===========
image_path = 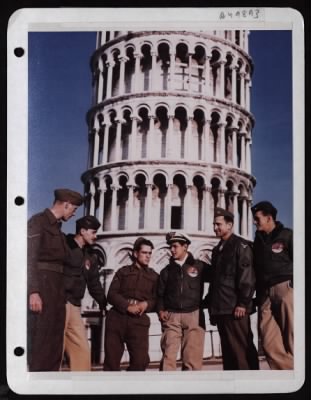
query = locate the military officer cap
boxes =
[76,215,101,231]
[214,207,234,220]
[251,201,277,218]
[166,231,191,245]
[54,188,84,206]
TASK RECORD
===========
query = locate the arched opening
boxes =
[153,173,167,229]
[210,49,221,96]
[211,112,221,162]
[225,54,233,99]
[117,175,129,230]
[121,109,132,160]
[125,47,135,93]
[225,116,234,165]
[193,109,205,160]
[141,44,152,91]
[103,175,113,231]
[134,174,147,229]
[155,106,168,158]
[175,43,189,91]
[107,110,117,162]
[193,45,206,93]
[211,177,221,209]
[174,107,188,159]
[137,107,150,159]
[158,43,170,90]
[193,175,205,231]
[111,50,121,97]
[171,174,187,229]
[225,180,235,214]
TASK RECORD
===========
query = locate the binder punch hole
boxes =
[14,347,25,357]
[14,196,24,206]
[14,47,25,57]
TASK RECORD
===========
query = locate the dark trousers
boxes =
[103,308,150,371]
[216,314,259,370]
[28,270,66,371]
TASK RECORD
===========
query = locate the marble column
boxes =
[165,184,173,230]
[184,185,192,230]
[106,60,115,99]
[97,57,104,103]
[98,178,107,231]
[233,191,239,234]
[242,197,248,237]
[169,52,176,91]
[118,55,128,96]
[92,118,100,167]
[102,120,111,164]
[248,199,253,239]
[231,64,237,103]
[219,61,225,98]
[148,115,156,159]
[205,55,211,96]
[146,183,153,229]
[110,184,119,231]
[218,123,226,164]
[246,137,251,173]
[245,78,251,111]
[151,51,157,91]
[126,184,135,230]
[232,127,238,167]
[184,117,192,159]
[188,53,193,92]
[134,53,141,92]
[90,181,96,215]
[204,185,212,234]
[204,119,211,162]
[167,115,174,158]
[115,117,123,161]
[240,133,246,170]
[240,71,246,108]
[131,116,140,160]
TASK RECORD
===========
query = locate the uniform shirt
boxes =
[28,208,68,294]
[107,264,159,314]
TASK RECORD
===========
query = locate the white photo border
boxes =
[7,7,305,395]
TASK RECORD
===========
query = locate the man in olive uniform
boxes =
[206,208,259,370]
[157,232,208,371]
[28,188,84,371]
[103,237,159,371]
[63,215,107,371]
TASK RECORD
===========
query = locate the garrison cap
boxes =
[76,215,101,231]
[214,207,234,220]
[133,237,154,251]
[166,231,191,245]
[251,201,277,218]
[54,188,84,206]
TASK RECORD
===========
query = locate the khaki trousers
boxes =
[259,280,293,370]
[160,310,205,371]
[63,303,91,371]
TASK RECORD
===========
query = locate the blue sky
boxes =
[28,30,293,233]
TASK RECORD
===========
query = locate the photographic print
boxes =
[7,7,304,395]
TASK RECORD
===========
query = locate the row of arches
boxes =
[92,35,252,109]
[89,105,252,172]
[85,170,253,238]
[98,30,249,52]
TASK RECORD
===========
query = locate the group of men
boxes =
[27,188,293,372]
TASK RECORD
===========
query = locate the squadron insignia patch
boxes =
[187,266,199,277]
[271,242,285,253]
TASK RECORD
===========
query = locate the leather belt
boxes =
[37,262,63,273]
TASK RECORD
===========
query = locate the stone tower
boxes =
[81,30,256,362]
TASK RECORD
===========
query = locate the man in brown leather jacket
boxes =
[103,237,159,371]
[27,188,83,371]
[206,207,259,370]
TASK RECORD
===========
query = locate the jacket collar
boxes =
[256,221,284,242]
[170,252,195,266]
[44,208,59,226]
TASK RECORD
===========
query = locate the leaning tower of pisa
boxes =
[81,30,256,362]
